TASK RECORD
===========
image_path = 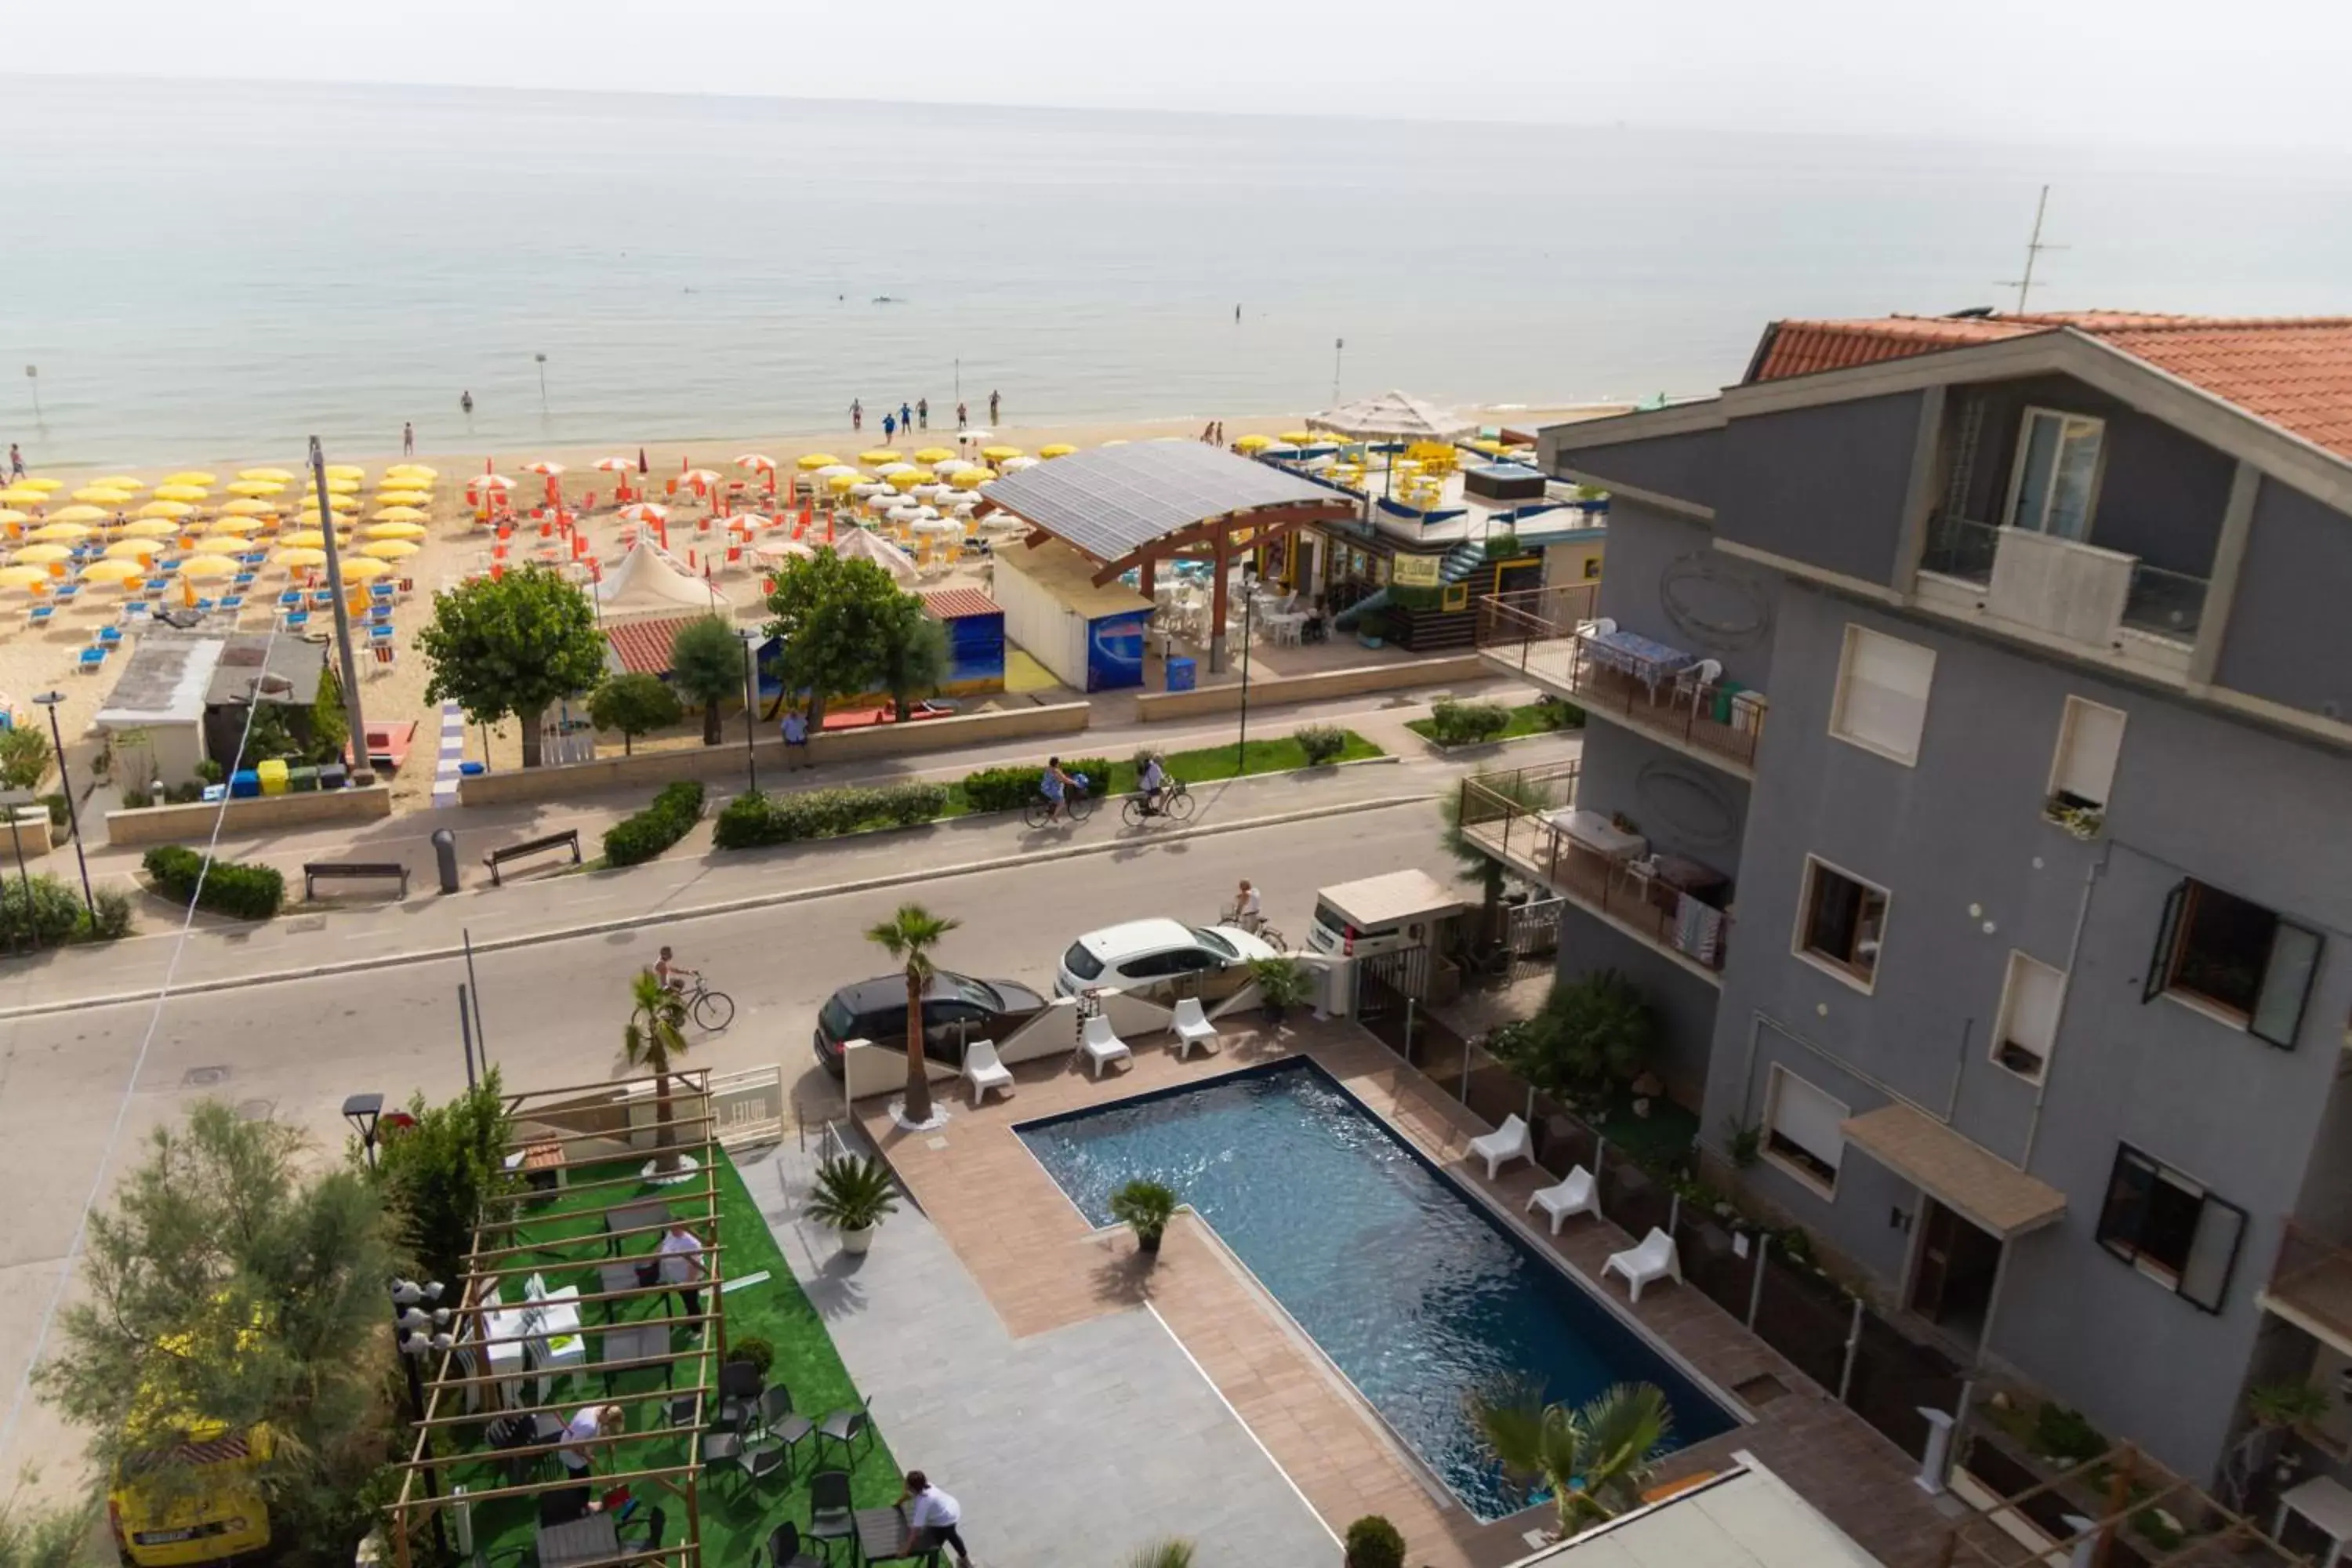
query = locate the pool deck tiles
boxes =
[859,1020,2005,1568]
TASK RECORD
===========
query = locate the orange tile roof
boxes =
[602,613,699,676]
[1748,312,2352,461]
[919,586,1000,621]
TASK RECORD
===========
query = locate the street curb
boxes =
[1,789,1439,1019]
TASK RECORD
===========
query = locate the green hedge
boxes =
[603,781,705,867]
[712,782,950,849]
[143,844,285,920]
[956,757,1112,814]
[1428,699,1512,746]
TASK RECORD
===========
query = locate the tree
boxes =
[1490,971,1657,1102]
[0,726,51,791]
[622,971,692,1174]
[361,1071,517,1287]
[1440,770,1557,945]
[1467,1380,1671,1537]
[0,1493,98,1568]
[310,666,350,767]
[587,672,684,757]
[669,615,746,747]
[866,902,960,1125]
[873,597,949,721]
[34,1103,401,1563]
[761,552,919,730]
[416,566,607,767]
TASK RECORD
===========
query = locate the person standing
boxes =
[956,401,967,430]
[851,398,863,431]
[7,444,22,478]
[916,397,928,430]
[460,390,474,415]
[898,1472,972,1568]
[883,412,897,443]
[898,400,913,432]
[656,1221,709,1321]
[558,1404,626,1481]
[402,421,415,456]
[781,706,811,770]
[988,390,1000,425]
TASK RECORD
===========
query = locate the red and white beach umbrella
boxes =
[524,461,565,477]
[619,503,670,524]
[678,470,721,488]
[733,454,777,473]
[593,456,635,474]
[470,474,517,492]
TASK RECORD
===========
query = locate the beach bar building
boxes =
[991,538,1152,692]
[919,586,1007,695]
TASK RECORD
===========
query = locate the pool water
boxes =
[1016,1061,1737,1520]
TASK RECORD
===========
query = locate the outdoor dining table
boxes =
[1547,808,1647,864]
[535,1508,620,1568]
[603,1200,672,1256]
[852,1506,942,1564]
[595,1322,675,1395]
[1580,626,1695,696]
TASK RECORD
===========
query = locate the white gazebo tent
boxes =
[831,526,919,584]
[593,540,727,621]
[1307,389,1478,509]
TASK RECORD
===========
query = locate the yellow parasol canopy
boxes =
[17,477,64,492]
[824,473,863,494]
[93,475,142,490]
[274,547,327,569]
[176,554,240,580]
[981,445,1023,462]
[119,519,181,539]
[0,510,32,527]
[227,480,285,498]
[216,499,275,517]
[152,484,209,503]
[136,499,197,520]
[797,453,840,471]
[375,490,431,508]
[949,468,996,489]
[48,505,107,524]
[13,543,71,564]
[1277,430,1315,445]
[365,520,427,539]
[238,467,296,482]
[323,464,365,481]
[25,522,91,542]
[1039,444,1078,459]
[0,566,53,591]
[913,447,956,464]
[103,539,159,560]
[1234,434,1275,452]
[0,487,46,506]
[162,470,219,486]
[80,557,145,583]
[858,449,902,466]
[308,477,361,495]
[205,517,266,536]
[279,529,328,548]
[360,539,419,560]
[73,487,133,506]
[337,557,392,580]
[384,463,436,480]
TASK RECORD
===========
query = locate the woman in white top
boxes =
[560,1403,625,1479]
[656,1223,708,1319]
[898,1471,971,1567]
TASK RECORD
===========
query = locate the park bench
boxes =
[302,861,411,901]
[483,829,582,887]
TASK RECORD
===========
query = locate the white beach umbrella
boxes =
[933,459,976,475]
[873,461,916,477]
[1000,456,1041,471]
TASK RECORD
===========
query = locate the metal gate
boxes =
[1354,946,1435,1064]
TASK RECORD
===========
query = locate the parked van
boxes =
[108,1425,271,1568]
[1305,869,1465,959]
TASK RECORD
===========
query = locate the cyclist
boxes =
[1231,879,1263,932]
[1136,753,1167,817]
[653,945,698,996]
[1040,757,1073,822]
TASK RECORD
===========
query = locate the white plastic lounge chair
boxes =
[1602,1228,1683,1303]
[1526,1166,1601,1235]
[1080,1014,1132,1080]
[963,1038,1013,1106]
[1468,1112,1530,1179]
[1171,997,1221,1060]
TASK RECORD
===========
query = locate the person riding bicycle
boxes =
[1040,757,1075,822]
[1137,753,1167,816]
[1230,879,1265,933]
[653,946,698,996]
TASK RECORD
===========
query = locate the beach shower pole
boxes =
[1333,338,1344,404]
[309,439,376,787]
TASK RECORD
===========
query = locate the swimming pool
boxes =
[1015,1060,1738,1520]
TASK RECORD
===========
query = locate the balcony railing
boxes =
[1457,763,1733,976]
[1475,590,1766,771]
[2261,1219,2352,1355]
[1918,515,2208,645]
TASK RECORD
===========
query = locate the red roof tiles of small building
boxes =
[1748,311,2352,461]
[920,587,1000,621]
[603,615,699,676]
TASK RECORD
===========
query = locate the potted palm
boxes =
[1110,1178,1178,1257]
[867,902,960,1127]
[1247,956,1312,1026]
[807,1153,900,1254]
[1467,1379,1672,1541]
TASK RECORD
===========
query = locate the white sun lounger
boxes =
[1171,997,1221,1060]
[1526,1166,1601,1235]
[963,1038,1013,1105]
[1468,1112,1531,1179]
[1602,1228,1683,1303]
[1080,1014,1132,1079]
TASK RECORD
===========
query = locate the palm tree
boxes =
[1441,771,1556,946]
[1467,1379,1671,1537]
[1124,1542,1194,1568]
[866,902,960,1124]
[622,971,692,1174]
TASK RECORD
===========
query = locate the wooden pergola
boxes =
[386,1070,729,1568]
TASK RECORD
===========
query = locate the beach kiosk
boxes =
[990,539,1150,692]
[919,586,1007,696]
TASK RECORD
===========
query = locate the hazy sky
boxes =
[9,0,2348,149]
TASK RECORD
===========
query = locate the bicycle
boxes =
[1221,905,1287,952]
[1121,777,1195,828]
[1022,775,1097,829]
[680,975,735,1032]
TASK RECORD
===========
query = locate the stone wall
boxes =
[1134,653,1490,722]
[103,784,394,847]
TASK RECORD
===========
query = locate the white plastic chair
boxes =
[1576,616,1617,639]
[1079,1014,1132,1080]
[1171,997,1221,1060]
[1468,1113,1531,1179]
[1526,1166,1601,1235]
[1674,657,1724,711]
[963,1038,1013,1105]
[1602,1228,1683,1303]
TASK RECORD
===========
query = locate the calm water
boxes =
[1017,1062,1735,1519]
[6,77,2352,465]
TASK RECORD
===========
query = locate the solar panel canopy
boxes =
[982,441,1341,564]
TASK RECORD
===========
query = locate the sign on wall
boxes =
[1392,555,1443,587]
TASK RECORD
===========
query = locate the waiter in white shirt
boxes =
[898,1471,972,1566]
[656,1221,708,1322]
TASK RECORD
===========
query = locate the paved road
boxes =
[0,789,1479,1491]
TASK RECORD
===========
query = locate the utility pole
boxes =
[308,439,375,786]
[1998,186,2067,315]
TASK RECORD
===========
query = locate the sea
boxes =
[6,75,2352,466]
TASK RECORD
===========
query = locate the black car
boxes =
[813,971,1051,1078]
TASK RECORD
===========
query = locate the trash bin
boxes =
[229,768,261,799]
[256,759,289,796]
[431,828,459,894]
[1166,656,1196,693]
[288,765,319,793]
[318,763,349,791]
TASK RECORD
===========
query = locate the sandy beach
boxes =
[2,405,1612,806]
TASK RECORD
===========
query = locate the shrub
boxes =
[194,758,225,786]
[38,793,67,828]
[85,885,134,942]
[142,844,285,920]
[957,756,1112,814]
[602,780,705,867]
[712,782,949,848]
[120,788,154,810]
[0,725,52,790]
[165,782,205,805]
[2034,1403,2106,1464]
[1294,724,1348,765]
[1429,699,1512,746]
[726,1334,775,1377]
[1483,532,1523,560]
[1343,1515,1406,1568]
[0,874,85,948]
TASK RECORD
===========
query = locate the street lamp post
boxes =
[1234,575,1256,775]
[390,1279,452,1559]
[307,441,375,787]
[735,629,761,796]
[342,1092,385,1170]
[31,693,91,915]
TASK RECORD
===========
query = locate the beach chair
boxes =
[962,1039,1013,1106]
[1468,1113,1531,1179]
[1602,1229,1682,1303]
[96,626,123,650]
[280,609,309,634]
[1078,1014,1131,1080]
[1526,1167,1601,1235]
[371,641,397,676]
[74,647,105,674]
[51,584,78,607]
[1170,997,1221,1061]
[24,604,52,631]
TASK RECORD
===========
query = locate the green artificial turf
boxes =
[442,1148,898,1567]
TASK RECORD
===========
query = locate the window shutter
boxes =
[2097,1147,2157,1258]
[2053,701,2125,807]
[2180,1196,2246,1312]
[2143,881,2188,1004]
[2004,957,2065,1058]
[2251,922,2324,1048]
[1769,1070,1848,1173]
[1838,630,1935,760]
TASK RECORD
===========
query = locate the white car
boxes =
[1054,917,1279,1003]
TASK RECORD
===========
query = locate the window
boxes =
[1764,1065,1846,1195]
[2047,697,2125,818]
[2095,1145,2247,1312]
[1830,625,1936,765]
[2006,408,2105,541]
[1992,953,2066,1082]
[2146,879,2323,1047]
[1797,857,1891,991]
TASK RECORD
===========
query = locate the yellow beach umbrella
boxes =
[238,467,296,483]
[93,475,142,490]
[280,529,328,549]
[162,470,218,486]
[152,484,209,503]
[0,487,46,506]
[825,473,862,494]
[0,510,31,528]
[136,499,196,520]
[25,522,90,543]
[49,505,107,524]
[0,566,53,592]
[323,464,365,481]
[858,449,902,466]
[366,520,427,539]
[797,453,841,471]
[949,468,996,489]
[103,539,159,560]
[337,557,392,581]
[1234,434,1275,453]
[1277,430,1315,445]
[307,477,359,495]
[227,480,285,498]
[1101,439,1130,446]
[73,487,133,506]
[372,506,428,524]
[1039,444,1078,459]
[13,544,71,564]
[323,492,360,512]
[376,490,431,508]
[913,447,956,464]
[887,471,926,492]
[360,539,419,560]
[177,554,240,580]
[18,477,63,492]
[79,557,145,585]
[384,463,436,480]
[981,445,1022,462]
[217,499,274,517]
[274,547,327,570]
[120,519,181,539]
[205,517,266,536]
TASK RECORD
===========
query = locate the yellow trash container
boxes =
[256,759,290,796]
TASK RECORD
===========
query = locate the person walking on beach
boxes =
[916,397,928,430]
[851,398,863,431]
[989,390,1000,425]
[6,444,21,479]
[883,412,897,443]
[402,421,415,457]
[956,401,967,431]
[898,400,913,432]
